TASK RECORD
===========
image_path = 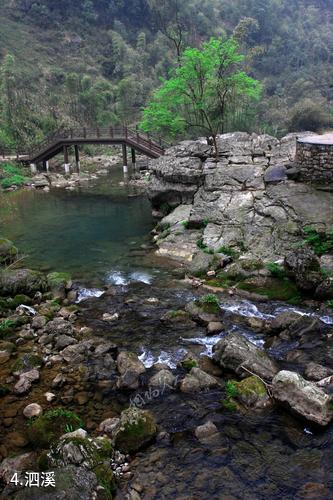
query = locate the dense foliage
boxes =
[140,37,261,148]
[0,0,332,149]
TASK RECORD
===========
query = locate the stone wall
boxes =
[296,140,333,184]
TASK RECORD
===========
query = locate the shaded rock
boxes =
[116,351,146,390]
[31,315,47,329]
[0,269,47,297]
[185,251,215,275]
[45,318,74,336]
[213,332,278,381]
[315,277,333,300]
[185,300,221,325]
[23,403,43,418]
[272,370,333,426]
[148,369,176,388]
[160,204,192,227]
[269,311,302,333]
[284,249,321,291]
[113,407,157,453]
[0,238,18,266]
[180,367,219,393]
[304,362,333,382]
[264,164,287,183]
[207,321,223,334]
[194,421,219,442]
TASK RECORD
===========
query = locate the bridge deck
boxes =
[2,126,168,164]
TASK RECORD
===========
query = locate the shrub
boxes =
[216,245,237,257]
[266,262,286,279]
[302,226,333,256]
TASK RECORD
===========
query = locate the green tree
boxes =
[140,37,261,154]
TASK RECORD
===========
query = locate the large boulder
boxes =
[0,269,48,297]
[213,332,279,381]
[116,351,146,390]
[0,238,18,266]
[272,370,333,426]
[113,406,157,453]
[284,248,321,291]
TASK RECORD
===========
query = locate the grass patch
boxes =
[216,245,238,258]
[0,163,28,189]
[266,262,286,279]
[238,277,301,303]
[197,293,220,313]
[301,226,333,256]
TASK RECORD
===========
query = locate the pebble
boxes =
[44,392,56,402]
[23,403,43,418]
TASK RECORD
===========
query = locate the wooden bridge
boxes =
[2,126,168,173]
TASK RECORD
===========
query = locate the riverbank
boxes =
[0,149,333,499]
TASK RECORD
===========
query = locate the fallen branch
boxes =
[240,364,273,398]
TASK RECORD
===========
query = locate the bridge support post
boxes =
[131,148,136,168]
[30,163,37,175]
[74,145,80,173]
[122,144,128,173]
[46,161,50,172]
[63,146,70,174]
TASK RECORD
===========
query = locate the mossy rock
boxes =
[114,407,157,454]
[181,358,198,371]
[93,463,116,499]
[11,353,43,374]
[0,238,18,266]
[47,272,72,298]
[235,376,269,409]
[10,294,33,308]
[28,408,84,448]
[0,268,48,297]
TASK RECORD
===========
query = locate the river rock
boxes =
[0,452,37,483]
[180,367,219,393]
[272,370,333,426]
[149,369,176,389]
[235,376,271,409]
[207,321,223,334]
[304,362,333,382]
[98,417,120,437]
[116,351,146,390]
[14,369,40,394]
[31,315,47,330]
[45,317,74,336]
[269,311,302,333]
[47,272,72,299]
[23,403,43,418]
[2,466,99,499]
[213,332,279,381]
[113,407,157,453]
[0,238,18,265]
[0,269,48,297]
[55,334,77,350]
[194,421,219,442]
[160,204,192,227]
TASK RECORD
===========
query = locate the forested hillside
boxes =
[0,0,332,149]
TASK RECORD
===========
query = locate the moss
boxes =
[196,294,220,314]
[221,399,238,411]
[0,384,10,397]
[216,245,238,258]
[93,464,116,499]
[181,359,198,371]
[47,272,71,287]
[28,408,84,448]
[9,294,33,308]
[114,407,157,454]
[238,277,301,302]
[11,353,43,374]
[236,376,267,398]
[225,380,239,398]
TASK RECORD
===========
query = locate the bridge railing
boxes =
[5,125,170,161]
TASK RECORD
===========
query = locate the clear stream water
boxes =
[1,168,333,499]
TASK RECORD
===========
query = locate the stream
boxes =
[1,167,333,499]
